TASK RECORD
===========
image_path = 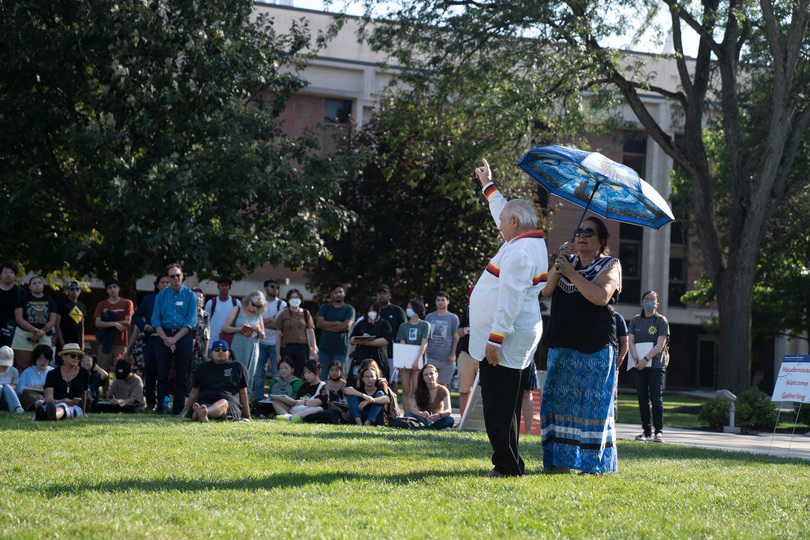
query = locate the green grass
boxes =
[617,393,707,430]
[1,414,809,539]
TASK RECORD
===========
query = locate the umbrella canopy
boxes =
[517,145,675,230]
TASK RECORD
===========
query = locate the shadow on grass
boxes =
[27,468,480,498]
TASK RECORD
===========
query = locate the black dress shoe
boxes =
[35,403,47,421]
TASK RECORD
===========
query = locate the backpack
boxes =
[210,296,237,317]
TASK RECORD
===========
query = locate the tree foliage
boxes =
[0,0,358,290]
[350,0,810,392]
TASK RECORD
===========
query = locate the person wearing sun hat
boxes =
[0,345,25,414]
[35,343,89,421]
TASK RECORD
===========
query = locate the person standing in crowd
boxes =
[470,159,548,478]
[36,343,90,421]
[93,278,134,371]
[274,289,317,378]
[180,339,251,422]
[204,276,240,355]
[254,279,286,400]
[541,216,621,476]
[151,263,197,415]
[99,358,145,414]
[132,273,170,410]
[189,287,211,386]
[16,344,53,411]
[12,275,57,372]
[424,291,460,387]
[316,282,355,380]
[629,291,670,443]
[55,280,86,353]
[456,301,476,417]
[220,290,266,394]
[348,297,393,385]
[0,262,22,349]
[395,298,431,413]
[613,312,629,420]
[376,284,406,395]
[0,345,24,414]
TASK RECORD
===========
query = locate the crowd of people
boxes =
[0,157,671,476]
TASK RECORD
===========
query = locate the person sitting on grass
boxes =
[277,359,330,422]
[326,360,346,398]
[179,340,250,422]
[0,345,24,414]
[80,352,108,412]
[405,363,454,430]
[35,343,89,421]
[269,357,303,417]
[97,359,145,414]
[16,344,54,411]
[344,360,390,426]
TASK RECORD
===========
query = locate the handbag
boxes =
[218,307,240,346]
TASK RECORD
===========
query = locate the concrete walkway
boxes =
[614,422,810,461]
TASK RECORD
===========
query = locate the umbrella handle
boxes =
[570,179,601,243]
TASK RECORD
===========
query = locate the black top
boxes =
[56,298,87,344]
[349,318,393,383]
[379,304,406,358]
[542,256,618,354]
[45,366,91,400]
[15,293,57,329]
[296,381,329,406]
[457,307,470,354]
[0,284,22,326]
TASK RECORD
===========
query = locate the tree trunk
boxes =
[714,267,755,394]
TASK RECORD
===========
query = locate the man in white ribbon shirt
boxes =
[470,158,548,477]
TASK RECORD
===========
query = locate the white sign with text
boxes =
[772,355,810,403]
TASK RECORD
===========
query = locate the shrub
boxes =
[698,398,729,429]
[736,387,777,430]
[795,402,810,426]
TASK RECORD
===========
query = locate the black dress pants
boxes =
[480,359,530,476]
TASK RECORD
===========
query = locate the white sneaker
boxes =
[634,433,650,441]
[14,407,25,414]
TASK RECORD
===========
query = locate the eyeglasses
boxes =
[67,286,81,291]
[66,353,83,359]
[168,273,181,278]
[212,347,228,353]
[574,228,596,238]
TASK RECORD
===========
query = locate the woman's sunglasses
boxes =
[574,227,596,238]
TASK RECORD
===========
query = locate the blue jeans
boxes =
[633,367,666,436]
[405,411,454,430]
[347,391,385,425]
[317,352,348,380]
[0,384,22,412]
[253,343,277,399]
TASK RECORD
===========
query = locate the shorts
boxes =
[457,351,479,393]
[57,403,85,418]
[11,328,51,352]
[525,360,538,391]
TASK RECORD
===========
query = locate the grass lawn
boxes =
[616,392,707,430]
[1,414,809,539]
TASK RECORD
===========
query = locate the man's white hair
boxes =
[502,199,537,230]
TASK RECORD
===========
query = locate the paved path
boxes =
[615,423,810,461]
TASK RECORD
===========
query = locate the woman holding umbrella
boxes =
[540,216,621,475]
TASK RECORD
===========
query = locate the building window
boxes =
[325,98,351,124]
[619,131,647,303]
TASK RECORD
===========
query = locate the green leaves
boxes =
[0,0,360,285]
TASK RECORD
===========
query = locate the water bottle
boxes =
[163,396,172,414]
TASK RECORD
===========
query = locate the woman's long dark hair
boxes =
[413,364,438,410]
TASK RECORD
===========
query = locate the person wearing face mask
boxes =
[347,297,393,387]
[628,291,670,443]
[273,289,317,378]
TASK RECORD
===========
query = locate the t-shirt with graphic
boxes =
[192,360,248,419]
[56,298,87,345]
[425,311,460,361]
[15,294,57,329]
[396,320,432,364]
[94,298,134,346]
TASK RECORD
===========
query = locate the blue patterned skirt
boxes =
[540,346,617,474]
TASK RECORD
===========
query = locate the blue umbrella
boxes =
[517,145,675,233]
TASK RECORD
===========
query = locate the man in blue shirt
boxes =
[151,263,197,415]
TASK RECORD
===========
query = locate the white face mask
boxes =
[289,298,301,308]
[406,308,416,318]
[367,311,378,321]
